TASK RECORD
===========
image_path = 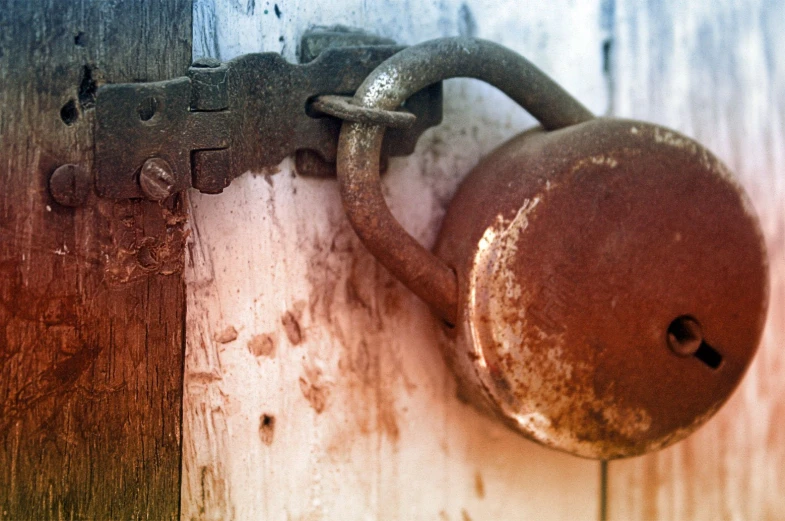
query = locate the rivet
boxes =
[49,164,91,207]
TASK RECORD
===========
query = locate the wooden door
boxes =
[1,1,782,520]
[0,2,190,519]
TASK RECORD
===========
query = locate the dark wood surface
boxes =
[0,1,191,518]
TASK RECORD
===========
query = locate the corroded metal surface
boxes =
[435,119,768,459]
[337,37,593,324]
[336,37,768,459]
[95,43,442,198]
[311,95,416,128]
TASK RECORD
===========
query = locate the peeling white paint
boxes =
[464,188,658,459]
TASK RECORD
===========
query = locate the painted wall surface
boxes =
[183,1,785,520]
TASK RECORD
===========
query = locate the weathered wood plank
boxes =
[184,1,609,519]
[0,1,191,518]
[606,0,785,519]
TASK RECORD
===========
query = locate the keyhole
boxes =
[666,315,723,369]
[694,341,723,369]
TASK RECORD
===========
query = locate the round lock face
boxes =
[454,120,768,459]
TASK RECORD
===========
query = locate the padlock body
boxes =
[435,118,768,459]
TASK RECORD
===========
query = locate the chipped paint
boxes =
[589,155,619,167]
[463,194,676,458]
[214,325,239,344]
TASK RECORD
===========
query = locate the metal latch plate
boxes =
[95,44,442,198]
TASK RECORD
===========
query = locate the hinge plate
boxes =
[95,33,442,199]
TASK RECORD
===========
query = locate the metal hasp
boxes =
[93,28,442,199]
[335,37,769,460]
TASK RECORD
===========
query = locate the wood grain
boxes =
[0,1,191,518]
[183,1,610,519]
[606,1,785,519]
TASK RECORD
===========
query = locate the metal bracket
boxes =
[93,28,443,199]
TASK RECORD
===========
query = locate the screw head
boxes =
[139,158,176,201]
[49,164,91,207]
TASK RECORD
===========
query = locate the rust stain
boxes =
[281,311,303,345]
[474,471,485,499]
[304,223,411,443]
[213,326,238,344]
[299,364,329,414]
[248,333,277,358]
[253,164,282,182]
[259,414,276,445]
[377,392,400,442]
[196,465,231,519]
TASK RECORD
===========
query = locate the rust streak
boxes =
[281,311,303,345]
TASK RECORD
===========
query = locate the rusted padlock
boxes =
[335,38,768,459]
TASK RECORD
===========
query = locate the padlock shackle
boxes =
[336,37,594,324]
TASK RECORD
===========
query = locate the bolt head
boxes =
[139,158,176,201]
[50,164,91,207]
